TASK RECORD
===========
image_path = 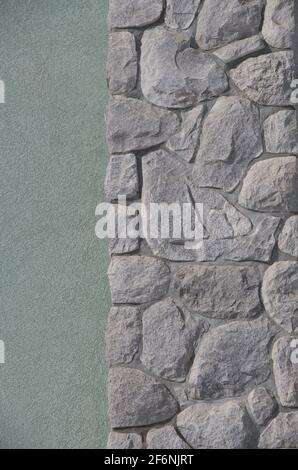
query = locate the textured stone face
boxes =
[247,387,277,426]
[279,216,298,257]
[263,110,298,155]
[108,256,170,304]
[106,306,142,366]
[165,0,201,30]
[147,426,191,450]
[141,27,228,109]
[196,0,263,50]
[108,368,178,428]
[177,401,257,449]
[239,157,298,213]
[259,413,298,449]
[105,154,139,202]
[107,432,143,449]
[173,265,262,320]
[189,318,275,399]
[262,262,298,334]
[106,97,180,153]
[230,52,295,106]
[262,0,295,49]
[108,0,164,28]
[213,35,265,64]
[107,32,137,95]
[193,96,263,192]
[141,298,200,381]
[272,336,298,408]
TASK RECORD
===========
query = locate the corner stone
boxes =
[272,336,298,408]
[107,32,137,95]
[107,432,143,449]
[108,0,164,29]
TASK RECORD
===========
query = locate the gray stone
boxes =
[105,154,139,202]
[213,35,265,64]
[108,256,170,304]
[262,0,295,49]
[239,157,298,213]
[247,387,277,426]
[259,413,298,448]
[279,216,298,257]
[147,426,191,450]
[108,0,164,28]
[173,265,262,320]
[141,298,201,382]
[107,32,137,95]
[189,317,276,399]
[272,336,298,408]
[264,110,298,155]
[193,96,263,192]
[107,432,143,449]
[196,0,263,50]
[262,262,298,334]
[108,368,178,428]
[165,0,201,30]
[177,401,257,449]
[141,27,228,109]
[106,306,142,366]
[107,204,140,255]
[230,52,295,106]
[106,97,180,153]
[108,235,140,256]
[167,105,206,162]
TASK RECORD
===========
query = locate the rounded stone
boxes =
[272,336,298,408]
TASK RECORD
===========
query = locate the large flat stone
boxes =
[147,426,191,449]
[173,265,262,320]
[263,110,298,155]
[193,96,263,192]
[189,318,276,399]
[141,27,228,109]
[262,0,295,49]
[239,157,298,213]
[259,413,298,448]
[279,216,298,257]
[108,368,178,428]
[230,52,295,106]
[108,256,170,304]
[196,0,263,50]
[177,401,257,449]
[107,32,138,95]
[272,336,298,407]
[165,0,201,30]
[106,97,180,153]
[262,262,298,334]
[108,0,164,28]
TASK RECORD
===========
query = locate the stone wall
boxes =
[105,0,298,449]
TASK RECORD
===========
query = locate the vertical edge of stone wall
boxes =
[104,0,298,450]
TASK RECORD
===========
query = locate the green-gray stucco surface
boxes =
[0,0,109,448]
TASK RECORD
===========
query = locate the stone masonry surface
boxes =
[105,0,298,449]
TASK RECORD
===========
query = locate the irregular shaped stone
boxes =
[173,265,261,320]
[279,216,298,257]
[106,97,180,153]
[189,317,276,399]
[108,368,178,428]
[272,336,298,407]
[213,35,265,64]
[108,0,164,28]
[141,27,228,109]
[177,401,257,449]
[193,96,263,192]
[259,413,298,448]
[247,387,277,426]
[239,157,298,213]
[165,0,201,30]
[262,0,295,49]
[107,432,143,449]
[262,262,298,334]
[264,110,298,155]
[167,105,206,162]
[107,32,137,95]
[108,256,170,304]
[230,52,295,106]
[105,154,139,202]
[141,298,201,381]
[107,204,140,255]
[196,0,263,50]
[106,306,142,366]
[108,235,139,256]
[147,426,191,450]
